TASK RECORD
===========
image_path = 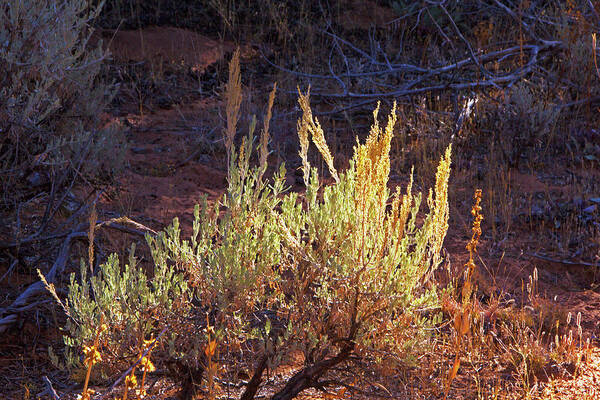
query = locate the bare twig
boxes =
[0,259,17,284]
[0,214,155,249]
[38,376,61,400]
[240,354,269,400]
[0,229,84,333]
[589,0,600,22]
[266,34,560,100]
[97,327,167,399]
[527,253,600,268]
[438,3,496,83]
[259,1,577,113]
[0,216,156,333]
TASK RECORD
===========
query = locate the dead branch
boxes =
[270,343,354,400]
[260,1,581,114]
[240,354,269,400]
[265,41,560,99]
[0,216,157,333]
[528,253,600,268]
[38,376,61,400]
[0,229,84,334]
[0,259,17,284]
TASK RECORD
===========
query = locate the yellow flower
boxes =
[82,345,101,366]
[143,337,155,349]
[125,373,138,389]
[76,389,95,400]
[140,356,156,372]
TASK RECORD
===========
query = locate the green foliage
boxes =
[62,244,189,378]
[62,126,289,382]
[61,93,453,394]
[153,133,288,337]
[275,97,451,377]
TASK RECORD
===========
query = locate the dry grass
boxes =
[224,47,243,165]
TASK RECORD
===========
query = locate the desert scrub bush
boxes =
[60,84,452,398]
[61,126,289,396]
[0,0,124,210]
[264,90,451,399]
[148,129,291,398]
[59,244,190,382]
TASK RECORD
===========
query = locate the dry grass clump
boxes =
[436,189,594,399]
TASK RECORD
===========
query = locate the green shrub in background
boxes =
[61,124,289,394]
[0,0,124,209]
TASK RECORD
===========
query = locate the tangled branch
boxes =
[263,0,597,111]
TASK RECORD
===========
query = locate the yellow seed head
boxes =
[430,145,452,265]
[125,373,138,390]
[224,48,242,161]
[259,82,277,174]
[140,356,155,372]
[297,87,338,183]
[83,345,102,366]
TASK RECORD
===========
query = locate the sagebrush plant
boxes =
[269,90,451,398]
[62,55,287,396]
[61,52,453,398]
[0,0,124,208]
[61,243,190,379]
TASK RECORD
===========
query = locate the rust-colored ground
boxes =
[104,26,233,72]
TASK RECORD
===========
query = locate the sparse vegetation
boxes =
[1,1,599,399]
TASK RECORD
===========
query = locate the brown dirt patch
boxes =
[98,99,227,231]
[103,26,234,71]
